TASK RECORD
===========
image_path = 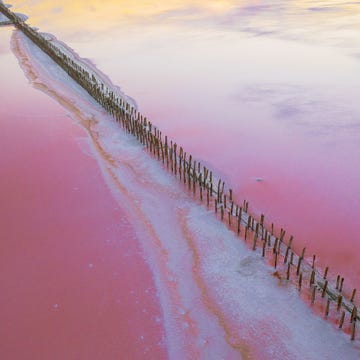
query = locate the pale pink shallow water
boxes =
[2,4,360,358]
[0,27,166,360]
[6,0,360,291]
[7,0,360,295]
[8,26,360,359]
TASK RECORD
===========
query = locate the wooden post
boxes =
[312,255,316,269]
[296,257,302,276]
[351,306,357,323]
[339,311,345,329]
[325,298,330,317]
[336,275,340,290]
[311,286,316,305]
[322,280,328,298]
[351,321,356,341]
[323,266,329,279]
[309,270,315,287]
[298,272,303,291]
[247,216,251,230]
[339,277,344,293]
[351,289,357,302]
[284,246,290,264]
[287,263,291,280]
[337,295,343,311]
[253,233,258,251]
[262,240,266,257]
[273,238,278,254]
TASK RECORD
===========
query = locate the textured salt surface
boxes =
[11,28,360,359]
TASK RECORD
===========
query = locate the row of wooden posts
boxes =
[1,4,357,342]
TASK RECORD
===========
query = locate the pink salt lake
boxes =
[0,27,166,360]
[2,1,360,358]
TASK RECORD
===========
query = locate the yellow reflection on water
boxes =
[8,0,360,49]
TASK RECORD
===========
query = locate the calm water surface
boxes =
[0,26,166,359]
[7,0,360,306]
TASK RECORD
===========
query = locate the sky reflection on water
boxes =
[7,0,360,288]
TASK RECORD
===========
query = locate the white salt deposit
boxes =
[0,12,10,24]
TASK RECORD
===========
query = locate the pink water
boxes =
[11,0,358,291]
[0,27,166,359]
[2,1,360,358]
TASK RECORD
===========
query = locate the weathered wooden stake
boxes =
[287,263,291,280]
[325,298,330,317]
[322,280,328,298]
[336,275,340,290]
[339,277,344,293]
[351,288,357,302]
[351,321,356,341]
[324,266,329,280]
[284,246,290,264]
[310,270,315,287]
[298,272,303,291]
[337,295,343,311]
[351,306,357,323]
[260,214,265,226]
[311,286,316,305]
[296,257,302,276]
[262,240,266,257]
[253,234,258,251]
[339,311,345,329]
[273,238,278,254]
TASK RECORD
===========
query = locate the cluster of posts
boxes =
[1,3,357,342]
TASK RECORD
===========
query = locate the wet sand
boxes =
[0,27,166,360]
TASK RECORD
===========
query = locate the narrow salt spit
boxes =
[11,28,360,359]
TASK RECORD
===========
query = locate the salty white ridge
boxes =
[39,31,137,109]
[11,29,360,360]
[0,11,10,24]
[0,6,28,24]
